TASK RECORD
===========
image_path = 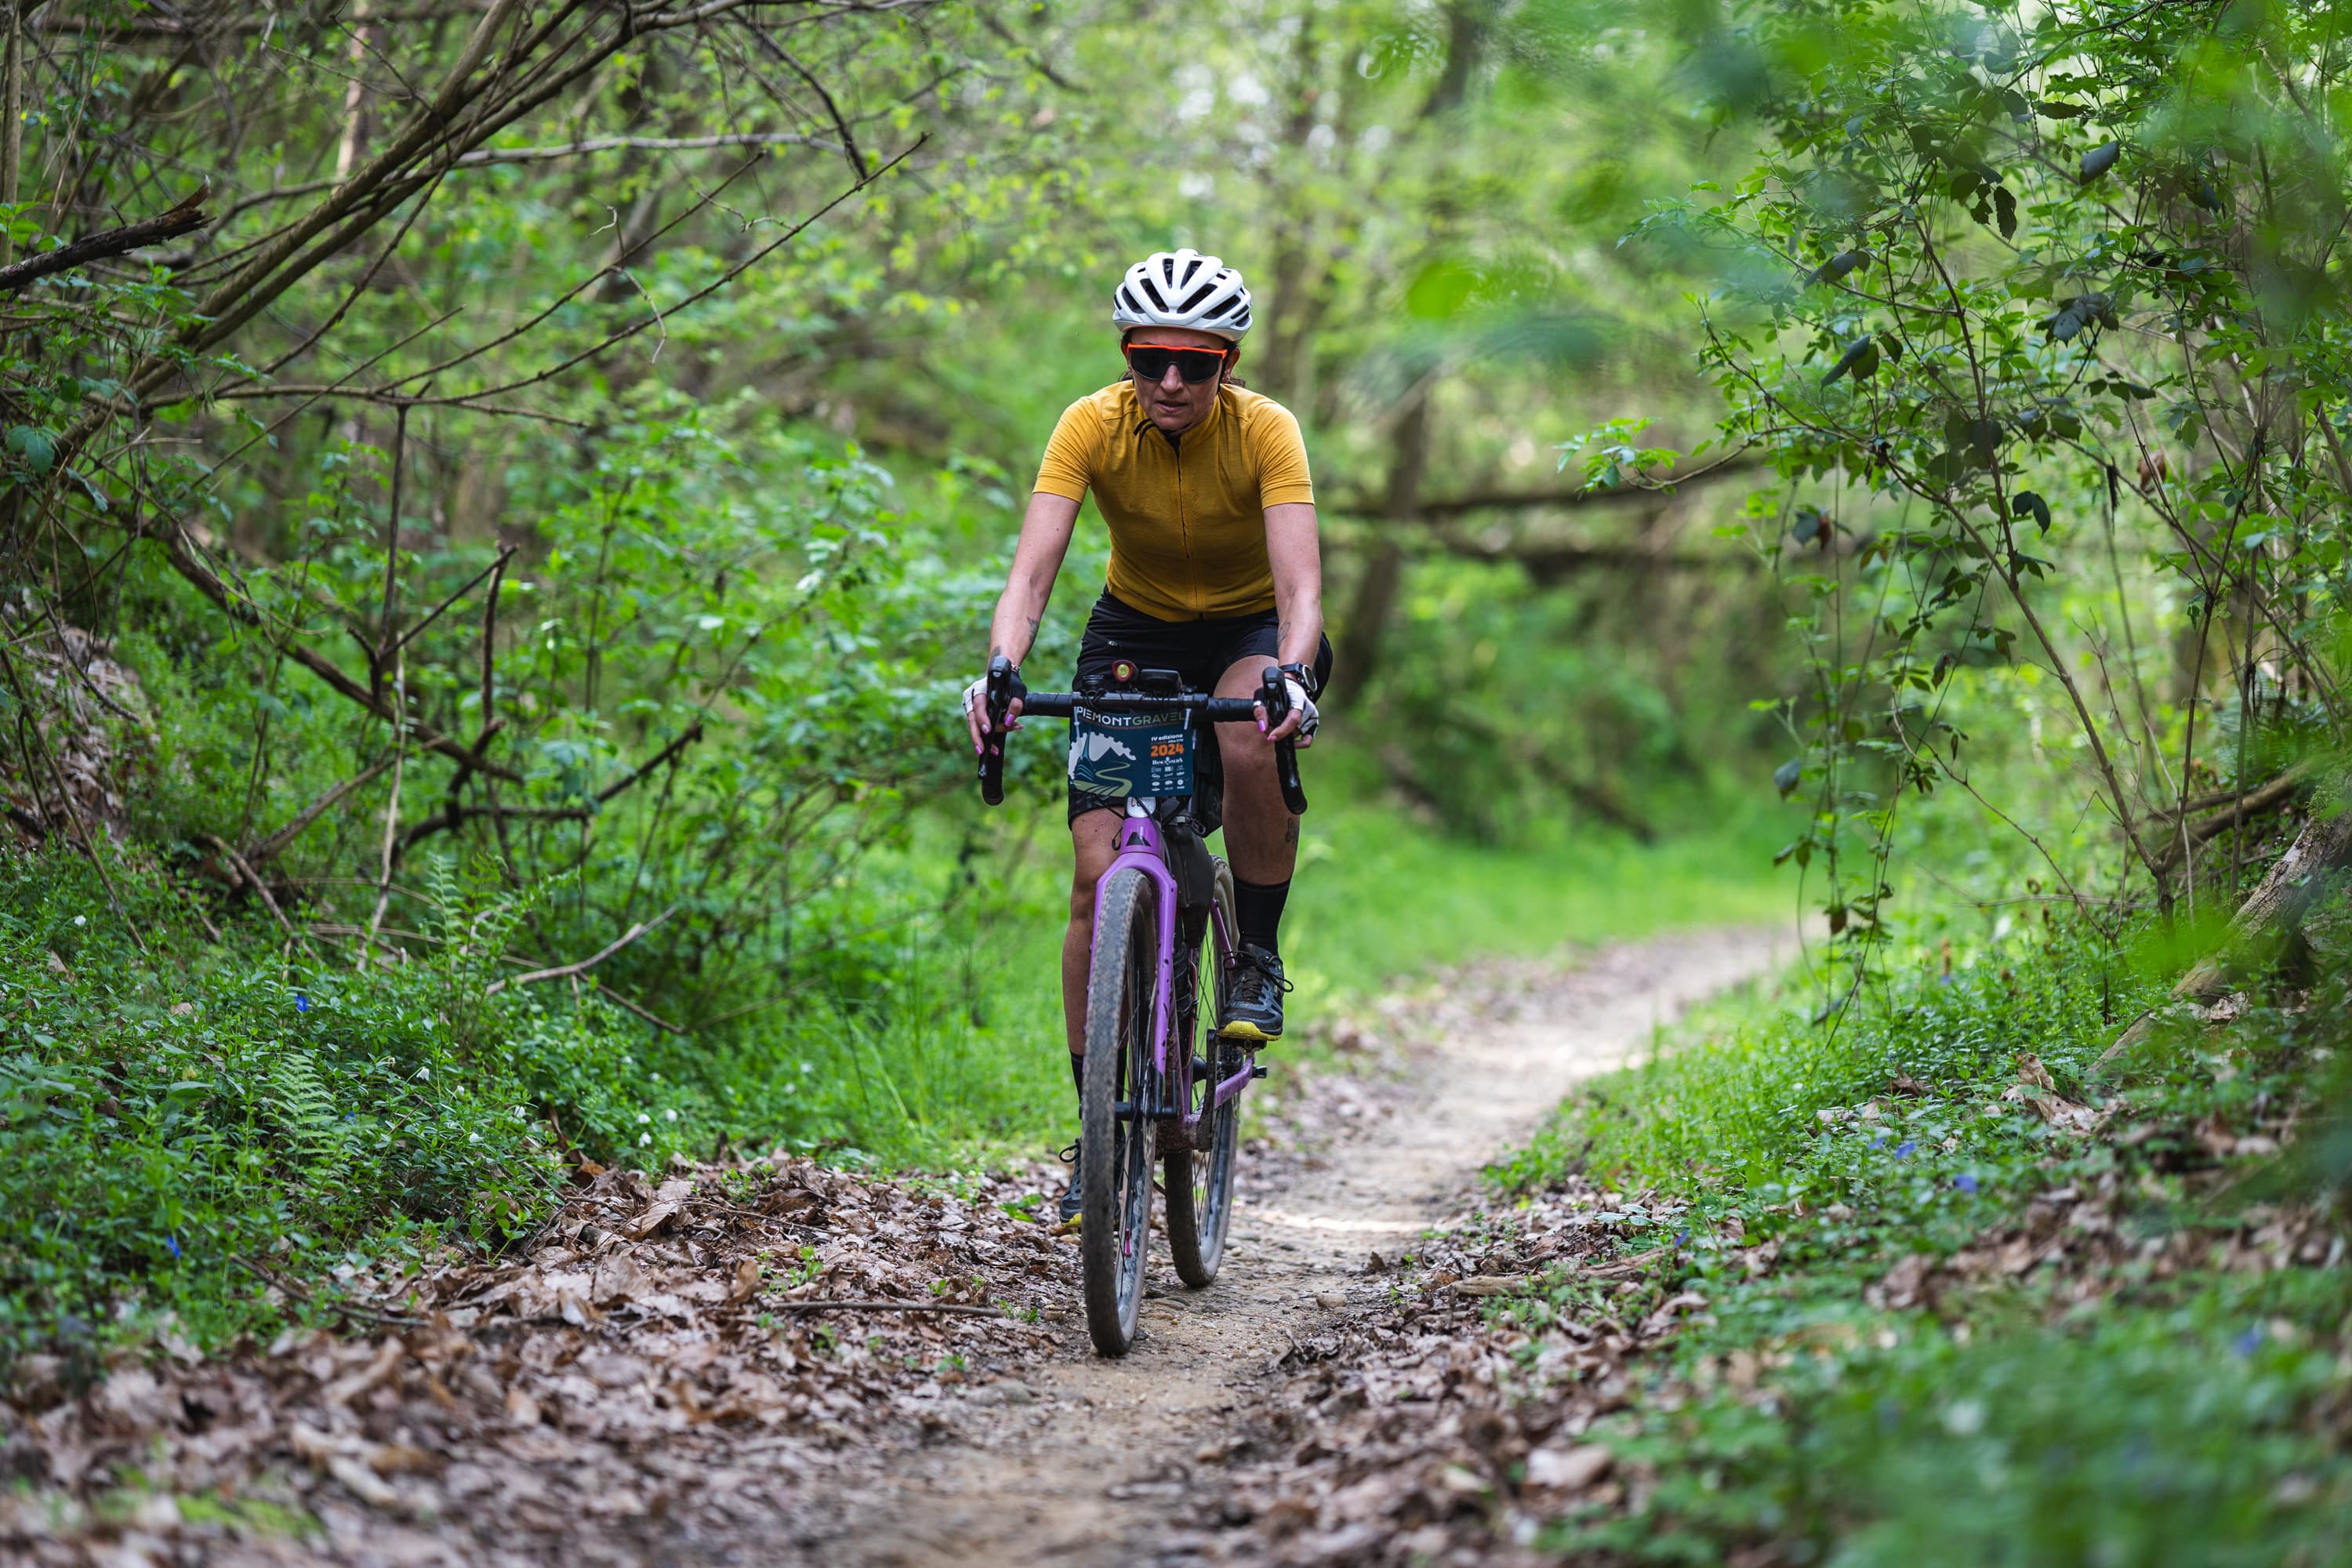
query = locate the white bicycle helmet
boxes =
[1111,249,1252,342]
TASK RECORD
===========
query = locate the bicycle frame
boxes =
[977,657,1301,1150]
[1099,803,1252,1152]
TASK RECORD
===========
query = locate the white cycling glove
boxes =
[1275,674,1319,744]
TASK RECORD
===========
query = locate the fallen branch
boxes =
[245,753,396,866]
[765,1298,1007,1319]
[2104,800,2352,1058]
[483,905,679,996]
[0,183,209,293]
[201,832,300,942]
[1326,456,1764,521]
[2155,763,2314,873]
[588,985,687,1036]
[230,1255,426,1329]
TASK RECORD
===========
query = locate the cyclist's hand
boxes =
[1257,675,1319,749]
[962,673,1024,753]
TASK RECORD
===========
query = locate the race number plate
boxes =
[1069,708,1193,799]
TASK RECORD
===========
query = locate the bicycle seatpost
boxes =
[978,654,1022,806]
[1258,666,1310,818]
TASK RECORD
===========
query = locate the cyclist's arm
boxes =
[1263,500,1323,744]
[989,490,1080,668]
[968,490,1080,747]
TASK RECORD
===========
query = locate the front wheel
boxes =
[1165,858,1239,1288]
[1080,866,1157,1356]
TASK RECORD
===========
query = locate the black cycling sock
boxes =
[1233,877,1290,958]
[1069,1052,1084,1100]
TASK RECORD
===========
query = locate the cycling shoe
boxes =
[1056,1140,1082,1224]
[1217,944,1291,1042]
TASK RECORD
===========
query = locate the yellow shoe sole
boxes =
[1216,1020,1279,1043]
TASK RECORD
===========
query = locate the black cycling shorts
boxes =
[1065,591,1334,824]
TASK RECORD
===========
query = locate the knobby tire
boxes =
[1163,858,1239,1289]
[1081,866,1155,1356]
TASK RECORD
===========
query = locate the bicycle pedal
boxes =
[1251,1063,1268,1078]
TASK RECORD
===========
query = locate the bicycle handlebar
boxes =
[975,655,1310,816]
[1013,691,1259,721]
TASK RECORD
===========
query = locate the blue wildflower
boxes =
[1675,1227,1692,1249]
[165,1235,180,1260]
[1893,1140,1918,1160]
[2232,1326,2264,1358]
[294,993,310,1013]
[1871,1132,1889,1149]
[1954,1172,1980,1194]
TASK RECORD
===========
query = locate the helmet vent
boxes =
[1109,248,1252,343]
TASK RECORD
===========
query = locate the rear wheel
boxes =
[1165,858,1239,1288]
[1080,866,1157,1356]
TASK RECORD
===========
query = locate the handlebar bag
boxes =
[1069,706,1194,801]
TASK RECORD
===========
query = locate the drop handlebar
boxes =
[976,655,1308,816]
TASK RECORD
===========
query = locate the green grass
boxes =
[892,771,1791,1164]
[1494,908,2352,1567]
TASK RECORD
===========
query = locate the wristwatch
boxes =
[1277,662,1320,699]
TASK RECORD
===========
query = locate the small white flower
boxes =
[665,1109,678,1123]
[638,1132,652,1147]
[73,915,86,927]
[468,1131,481,1145]
[416,1066,431,1080]
[637,1112,651,1124]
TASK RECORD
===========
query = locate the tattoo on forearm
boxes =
[1284,818,1298,845]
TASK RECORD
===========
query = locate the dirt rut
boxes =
[826,925,1790,1567]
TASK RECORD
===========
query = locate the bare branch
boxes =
[456,130,844,165]
[246,753,397,868]
[483,905,679,996]
[0,183,209,294]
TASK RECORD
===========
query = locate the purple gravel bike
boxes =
[977,653,1308,1356]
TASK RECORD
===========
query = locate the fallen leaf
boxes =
[320,1336,404,1406]
[1525,1443,1613,1491]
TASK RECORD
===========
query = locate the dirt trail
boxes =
[827,925,1790,1568]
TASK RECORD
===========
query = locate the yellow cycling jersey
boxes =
[1033,381,1315,622]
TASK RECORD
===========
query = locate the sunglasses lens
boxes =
[1127,346,1225,383]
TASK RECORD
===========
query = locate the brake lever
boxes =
[1258,666,1309,817]
[978,654,1023,806]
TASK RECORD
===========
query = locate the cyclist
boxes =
[961,249,1330,1221]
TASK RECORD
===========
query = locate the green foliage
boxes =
[0,848,562,1359]
[1499,894,2352,1565]
[1610,0,2352,967]
[1507,913,2162,1196]
[1573,1286,2352,1567]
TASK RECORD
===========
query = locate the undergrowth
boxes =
[1497,905,2352,1566]
[0,773,1780,1369]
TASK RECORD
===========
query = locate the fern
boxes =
[262,1048,346,1194]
